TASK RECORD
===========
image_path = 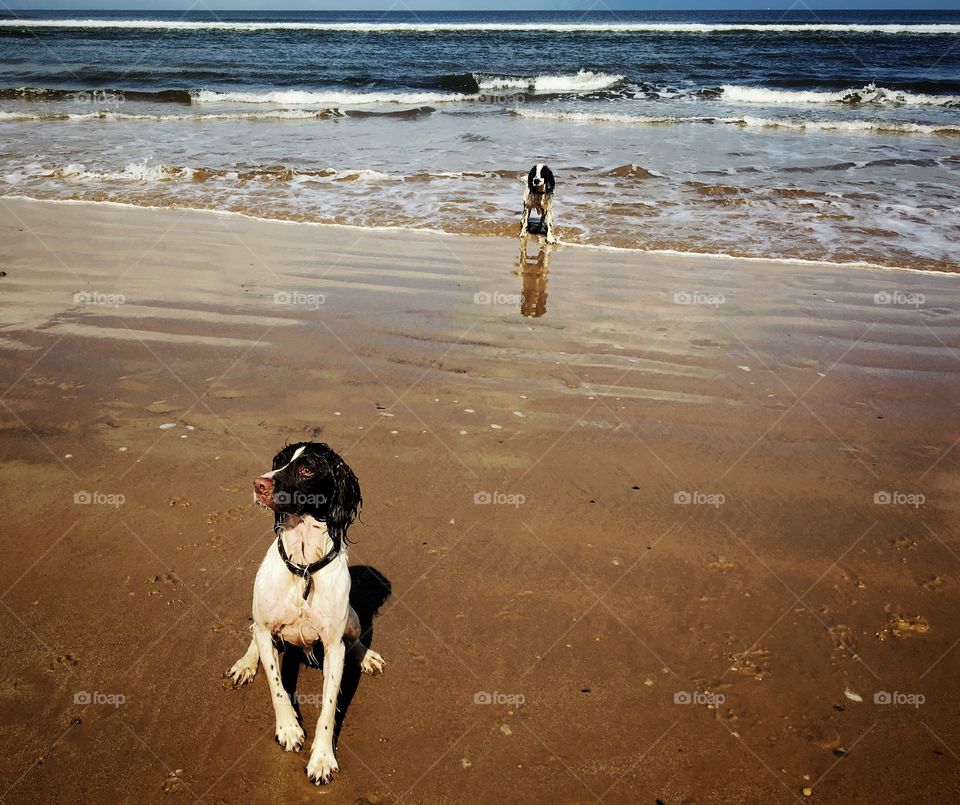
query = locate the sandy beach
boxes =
[1,197,959,803]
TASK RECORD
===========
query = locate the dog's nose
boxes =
[253,476,273,496]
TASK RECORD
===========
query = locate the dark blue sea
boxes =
[2,9,959,268]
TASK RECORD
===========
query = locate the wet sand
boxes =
[0,198,958,803]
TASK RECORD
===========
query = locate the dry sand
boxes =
[0,198,958,803]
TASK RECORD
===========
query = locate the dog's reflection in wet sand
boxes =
[516,238,553,318]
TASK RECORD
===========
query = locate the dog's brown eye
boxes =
[297,466,315,478]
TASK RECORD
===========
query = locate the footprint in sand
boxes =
[876,614,929,640]
[116,377,152,393]
[707,555,735,571]
[145,401,178,414]
[827,624,859,657]
[728,647,770,679]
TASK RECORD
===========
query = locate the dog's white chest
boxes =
[251,520,351,648]
[270,601,324,646]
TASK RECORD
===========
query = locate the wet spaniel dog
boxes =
[227,441,384,785]
[519,163,557,244]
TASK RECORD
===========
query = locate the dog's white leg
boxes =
[344,606,386,676]
[226,636,259,686]
[306,640,345,784]
[545,202,557,244]
[253,626,305,751]
[519,189,531,238]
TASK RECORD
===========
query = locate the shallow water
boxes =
[1,9,959,270]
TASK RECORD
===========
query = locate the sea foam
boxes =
[2,20,959,34]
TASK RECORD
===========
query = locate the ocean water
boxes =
[1,9,959,270]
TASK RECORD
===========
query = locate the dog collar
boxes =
[276,532,339,600]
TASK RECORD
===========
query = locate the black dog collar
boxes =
[276,530,339,600]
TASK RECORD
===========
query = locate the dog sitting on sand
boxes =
[519,163,557,244]
[227,441,384,785]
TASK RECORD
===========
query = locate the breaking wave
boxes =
[192,88,466,105]
[510,107,960,136]
[2,19,959,34]
[718,83,960,107]
[476,70,625,95]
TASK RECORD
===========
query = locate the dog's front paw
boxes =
[275,719,305,752]
[306,751,339,785]
[226,658,257,687]
[360,648,386,676]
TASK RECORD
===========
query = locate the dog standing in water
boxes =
[519,163,557,244]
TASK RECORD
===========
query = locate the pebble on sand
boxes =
[490,424,502,430]
[803,787,813,797]
[500,724,512,736]
[512,411,525,417]
[159,423,176,430]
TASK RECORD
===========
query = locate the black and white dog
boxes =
[227,441,384,785]
[519,163,557,244]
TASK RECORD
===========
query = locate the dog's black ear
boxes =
[326,454,362,551]
[543,166,555,193]
[527,166,537,190]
